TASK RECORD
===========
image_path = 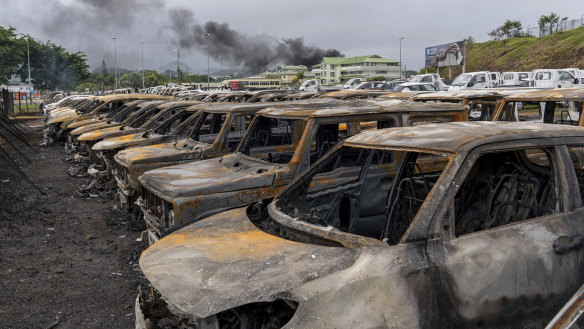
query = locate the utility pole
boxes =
[218,56,223,79]
[112,37,117,89]
[140,41,144,89]
[205,32,211,89]
[399,37,404,80]
[25,36,32,102]
[175,48,181,85]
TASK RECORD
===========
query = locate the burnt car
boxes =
[139,122,584,328]
[492,88,584,124]
[92,103,205,176]
[76,101,195,156]
[137,100,468,244]
[413,89,542,121]
[45,94,170,142]
[114,102,286,212]
[85,101,201,173]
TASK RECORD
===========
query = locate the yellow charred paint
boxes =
[150,226,296,263]
[108,134,139,142]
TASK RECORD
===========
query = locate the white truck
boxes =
[532,69,579,88]
[409,73,448,91]
[448,71,500,91]
[343,78,362,89]
[298,79,321,92]
[500,72,532,87]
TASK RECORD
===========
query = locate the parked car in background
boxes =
[343,78,362,89]
[448,71,499,91]
[393,82,437,92]
[409,73,448,90]
[500,72,532,87]
[533,69,579,88]
[353,81,396,90]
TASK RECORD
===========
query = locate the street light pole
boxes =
[174,48,181,85]
[25,37,31,88]
[140,41,144,89]
[399,37,404,80]
[205,32,211,89]
[112,37,117,89]
[218,56,223,79]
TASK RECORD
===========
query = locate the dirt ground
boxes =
[0,115,147,329]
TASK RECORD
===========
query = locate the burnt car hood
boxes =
[67,117,105,129]
[140,207,359,318]
[46,111,78,124]
[92,132,170,151]
[139,155,277,198]
[116,140,210,165]
[77,125,142,142]
[70,121,121,136]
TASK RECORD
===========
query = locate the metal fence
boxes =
[525,17,584,37]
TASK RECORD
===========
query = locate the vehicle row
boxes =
[42,87,584,328]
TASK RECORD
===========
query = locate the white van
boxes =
[343,78,362,89]
[533,69,578,88]
[448,71,499,91]
[501,72,532,86]
[299,79,321,92]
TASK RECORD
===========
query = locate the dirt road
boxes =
[0,116,147,328]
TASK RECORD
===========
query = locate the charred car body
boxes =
[81,101,201,173]
[139,122,584,328]
[45,94,170,143]
[114,102,284,212]
[137,100,468,243]
[492,88,584,125]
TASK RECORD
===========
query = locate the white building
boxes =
[306,55,400,85]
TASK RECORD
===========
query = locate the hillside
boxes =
[439,26,584,77]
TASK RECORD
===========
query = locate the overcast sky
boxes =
[2,0,583,74]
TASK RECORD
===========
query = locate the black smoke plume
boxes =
[169,8,344,73]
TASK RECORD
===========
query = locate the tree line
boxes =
[1,25,218,93]
[0,26,90,90]
[488,12,571,40]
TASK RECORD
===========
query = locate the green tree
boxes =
[538,12,565,36]
[488,19,524,40]
[463,36,475,45]
[296,71,305,83]
[119,72,143,89]
[0,26,25,84]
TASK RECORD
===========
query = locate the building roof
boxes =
[320,55,399,65]
[345,122,584,154]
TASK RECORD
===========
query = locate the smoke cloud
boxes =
[169,8,344,73]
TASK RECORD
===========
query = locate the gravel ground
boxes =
[0,115,148,329]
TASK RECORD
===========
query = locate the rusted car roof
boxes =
[157,100,199,110]
[320,89,391,99]
[258,100,466,119]
[97,94,173,102]
[376,91,429,100]
[412,89,541,102]
[499,88,584,102]
[345,121,584,154]
[198,102,294,114]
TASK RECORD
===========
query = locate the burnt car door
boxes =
[425,143,584,328]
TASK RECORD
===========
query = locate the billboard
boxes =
[425,41,465,68]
